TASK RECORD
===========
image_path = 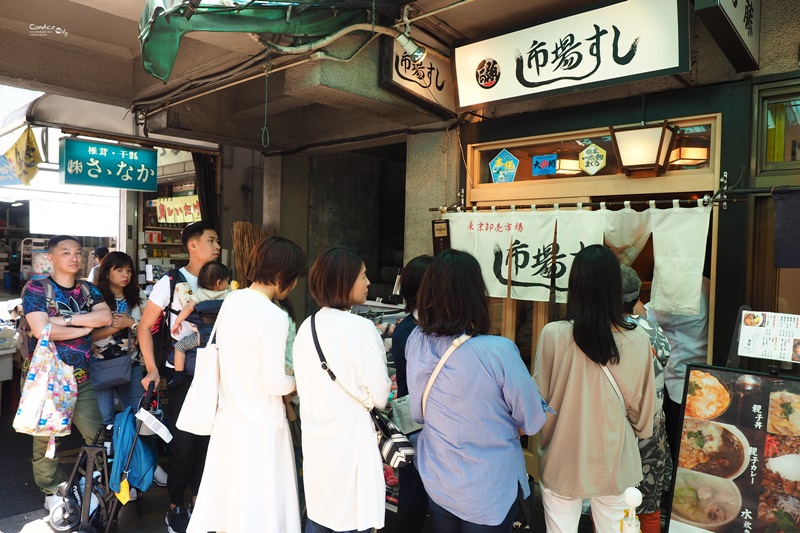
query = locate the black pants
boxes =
[393,461,429,532]
[663,394,683,464]
[166,372,210,507]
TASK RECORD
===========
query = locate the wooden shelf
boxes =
[144,242,183,246]
[144,226,183,231]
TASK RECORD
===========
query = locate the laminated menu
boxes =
[738,311,800,364]
[668,365,800,532]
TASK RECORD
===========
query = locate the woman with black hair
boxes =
[406,249,549,532]
[187,236,308,533]
[390,255,432,533]
[533,245,655,533]
[90,251,147,426]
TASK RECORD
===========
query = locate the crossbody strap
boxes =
[310,313,370,410]
[601,365,626,410]
[422,334,471,418]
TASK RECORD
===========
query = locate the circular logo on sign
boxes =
[476,59,500,89]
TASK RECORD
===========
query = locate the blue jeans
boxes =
[428,496,516,533]
[94,363,144,425]
[304,518,372,533]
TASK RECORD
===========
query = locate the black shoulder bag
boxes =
[310,313,414,469]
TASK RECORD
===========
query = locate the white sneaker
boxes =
[153,465,168,487]
[44,492,63,511]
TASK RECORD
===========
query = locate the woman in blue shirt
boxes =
[406,249,550,532]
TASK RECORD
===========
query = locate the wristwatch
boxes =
[64,314,73,327]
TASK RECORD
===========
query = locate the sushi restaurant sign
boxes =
[452,0,689,111]
[60,138,158,192]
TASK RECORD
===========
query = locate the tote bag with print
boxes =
[13,323,78,458]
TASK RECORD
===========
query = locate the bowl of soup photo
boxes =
[671,469,742,530]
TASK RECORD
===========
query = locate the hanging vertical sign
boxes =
[60,138,157,192]
[696,0,760,72]
[379,36,455,117]
[453,0,689,111]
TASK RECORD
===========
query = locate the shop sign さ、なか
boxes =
[59,137,157,192]
[490,149,519,183]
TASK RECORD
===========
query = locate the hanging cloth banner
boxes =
[1,126,43,186]
[447,210,577,302]
[649,200,711,315]
[602,203,652,266]
[773,188,800,268]
[508,211,558,302]
[553,209,605,303]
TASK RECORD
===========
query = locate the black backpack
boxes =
[18,277,94,360]
[150,269,185,373]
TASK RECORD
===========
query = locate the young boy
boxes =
[168,262,231,387]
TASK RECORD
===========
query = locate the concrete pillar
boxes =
[404,129,460,263]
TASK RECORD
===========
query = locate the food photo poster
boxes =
[667,365,800,532]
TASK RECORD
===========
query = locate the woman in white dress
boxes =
[187,236,308,533]
[293,247,392,533]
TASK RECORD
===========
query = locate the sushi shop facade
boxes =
[436,0,800,530]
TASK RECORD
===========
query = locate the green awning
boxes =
[139,1,367,82]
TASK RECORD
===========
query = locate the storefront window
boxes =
[476,123,712,185]
[765,98,800,166]
[754,80,800,185]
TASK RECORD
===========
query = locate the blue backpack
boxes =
[109,407,157,493]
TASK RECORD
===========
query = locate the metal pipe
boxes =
[393,0,478,28]
[259,22,405,55]
[428,196,715,213]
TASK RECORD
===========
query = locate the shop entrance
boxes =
[304,142,407,312]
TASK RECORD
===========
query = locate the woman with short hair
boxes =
[534,245,656,533]
[293,247,392,533]
[405,249,550,532]
[187,236,308,533]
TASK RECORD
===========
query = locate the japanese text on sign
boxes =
[453,0,686,111]
[59,137,158,192]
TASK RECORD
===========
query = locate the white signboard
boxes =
[696,0,760,71]
[738,311,800,363]
[720,0,760,62]
[453,0,687,111]
[381,37,455,115]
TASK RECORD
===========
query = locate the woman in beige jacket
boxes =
[533,245,655,533]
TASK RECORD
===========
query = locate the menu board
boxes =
[738,311,800,363]
[668,365,800,532]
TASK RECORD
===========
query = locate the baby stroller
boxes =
[48,383,163,532]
